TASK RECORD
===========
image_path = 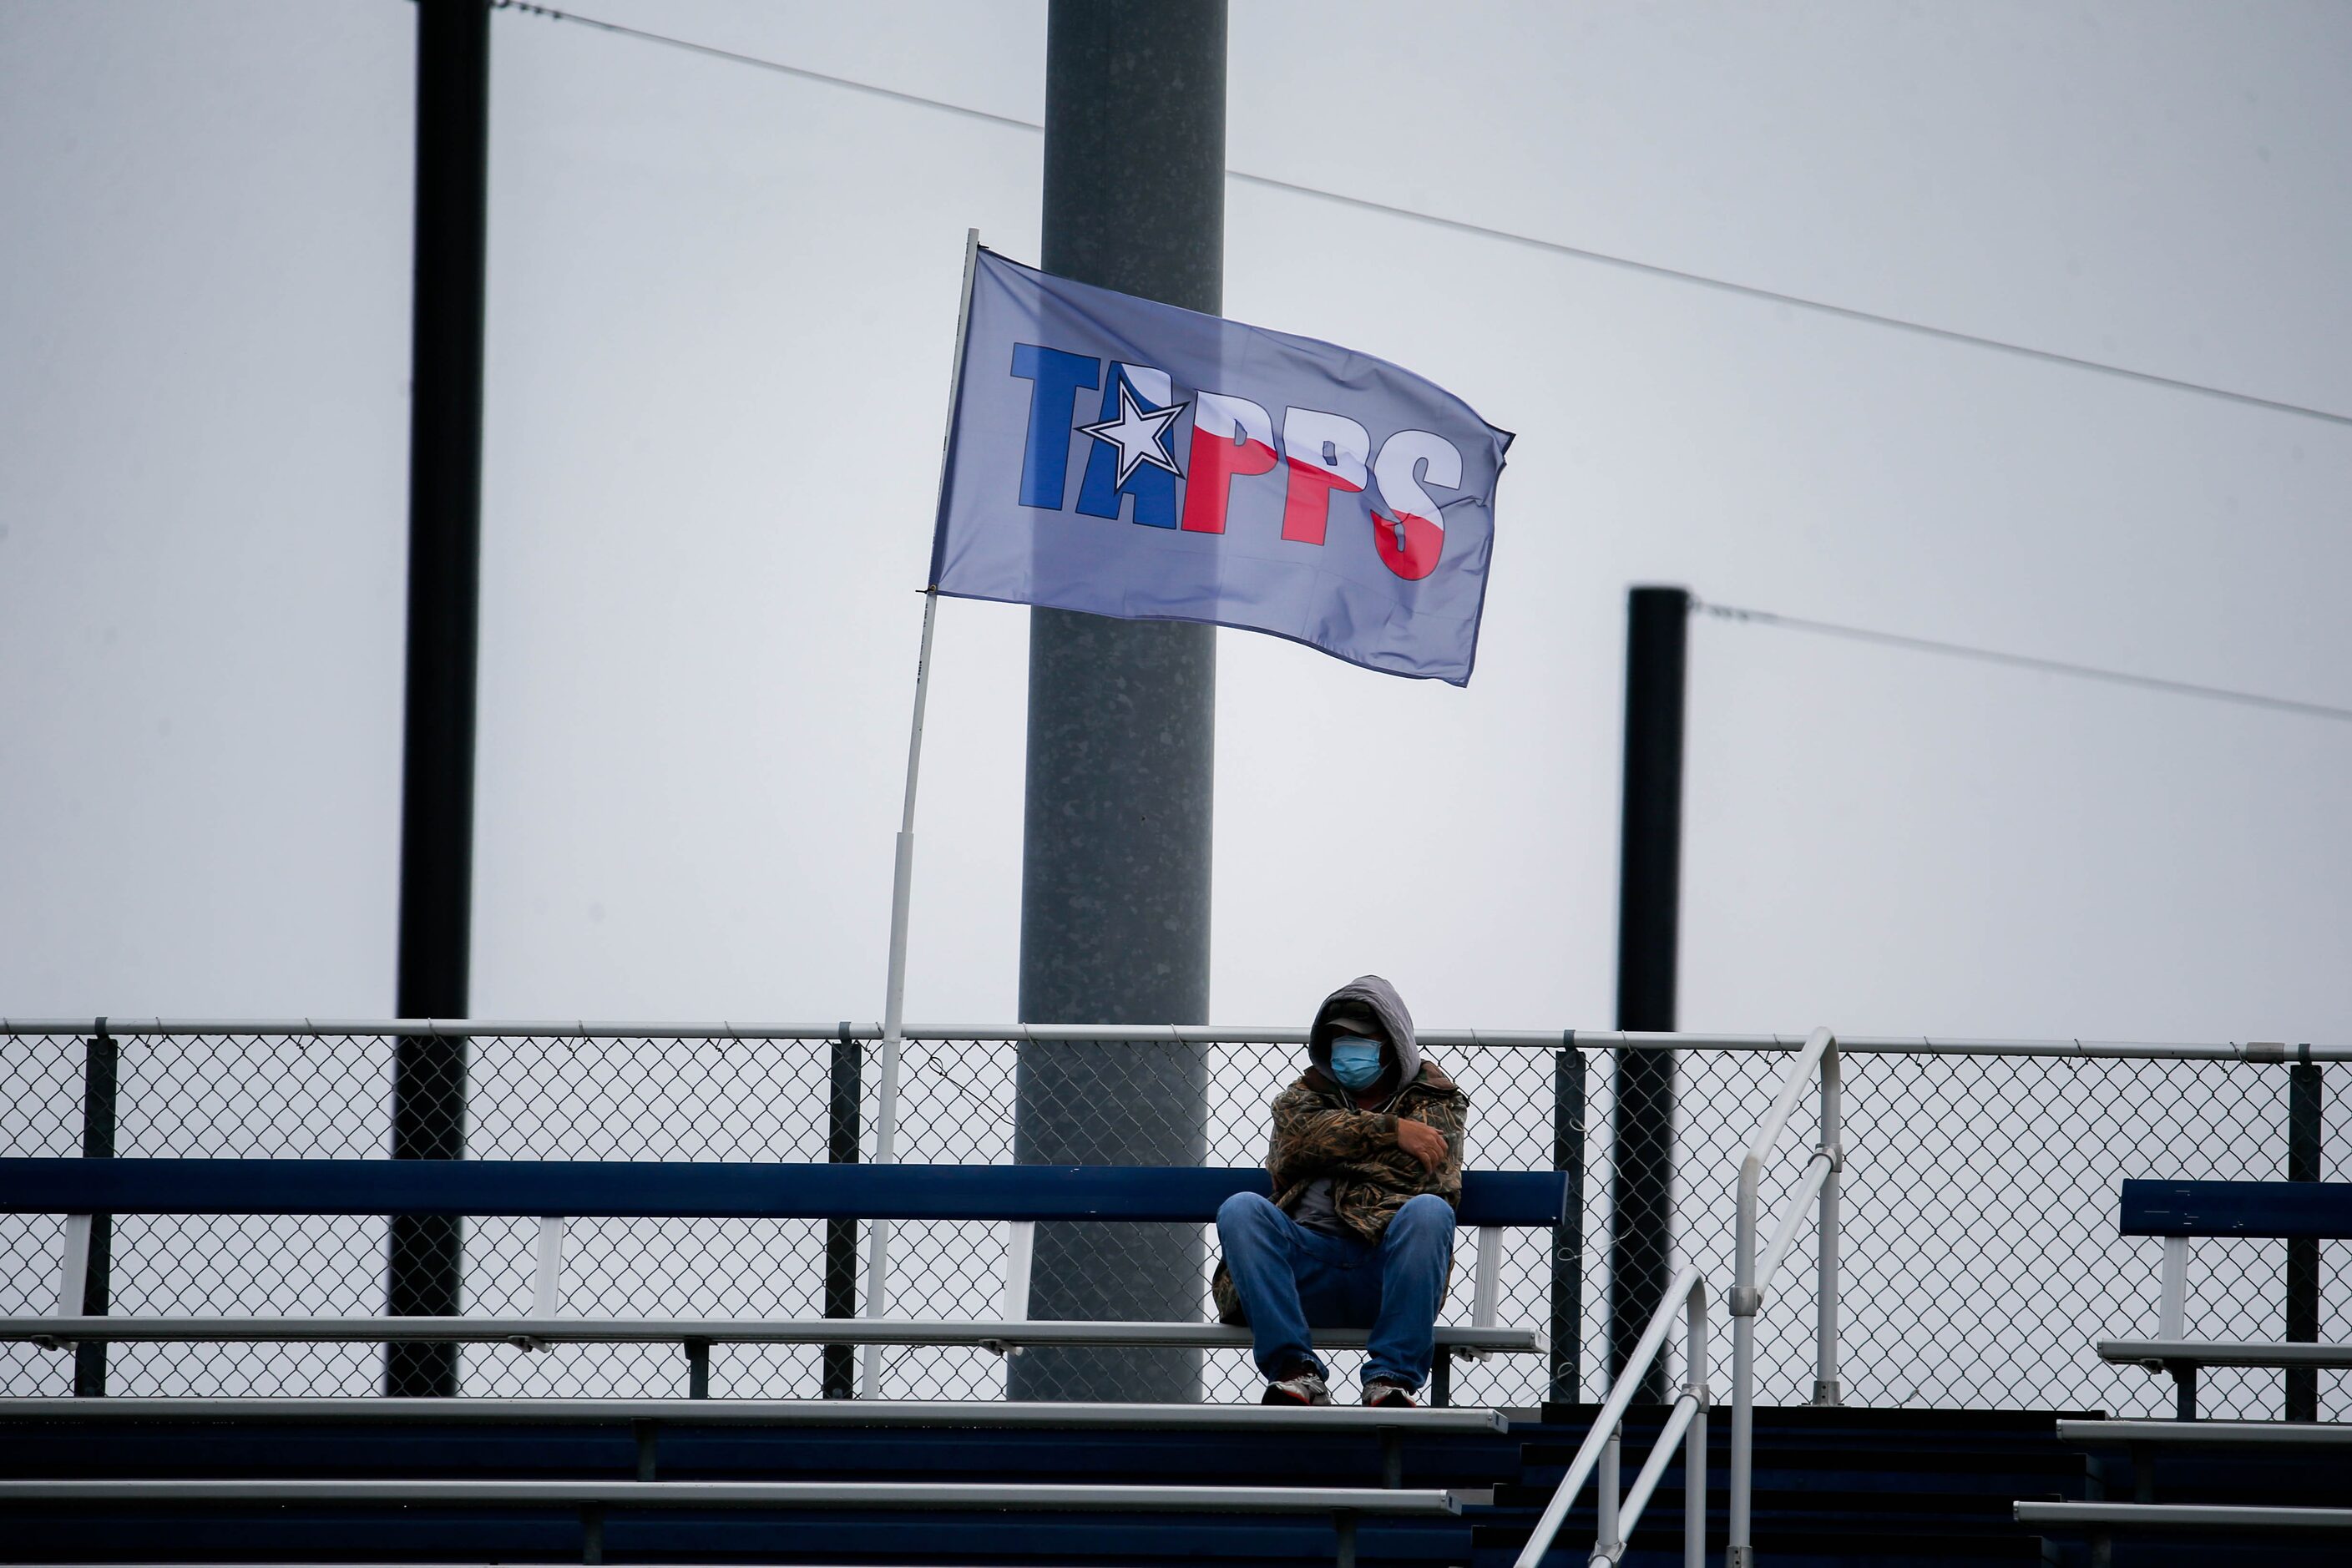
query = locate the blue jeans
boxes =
[1215,1190,1455,1392]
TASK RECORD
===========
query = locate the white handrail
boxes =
[1511,1262,1709,1568]
[1753,1154,1834,1297]
[1740,1029,1834,1186]
[1604,1392,1702,1565]
[1727,1025,1842,1568]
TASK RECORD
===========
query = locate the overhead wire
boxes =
[1696,600,2352,725]
[483,3,2350,728]
[485,0,2352,432]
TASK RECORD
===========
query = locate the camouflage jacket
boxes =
[1211,1060,1467,1324]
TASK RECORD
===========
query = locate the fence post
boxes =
[1551,1037,1584,1405]
[1611,584,1688,1404]
[824,1024,861,1399]
[2286,1055,2322,1422]
[74,1020,117,1398]
[387,1032,467,1396]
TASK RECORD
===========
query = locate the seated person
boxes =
[1212,974,1466,1407]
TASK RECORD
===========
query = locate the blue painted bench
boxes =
[0,1159,1567,1404]
[2100,1179,2352,1417]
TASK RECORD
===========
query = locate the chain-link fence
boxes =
[3,1024,2344,1419]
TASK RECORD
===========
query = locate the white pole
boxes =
[1684,1283,1709,1568]
[1727,1155,1759,1566]
[1596,1425,1621,1560]
[860,227,981,1399]
[1813,1039,1843,1404]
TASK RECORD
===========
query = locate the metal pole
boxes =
[857,230,979,1399]
[823,1023,861,1400]
[1684,1282,1710,1568]
[1727,1148,1760,1567]
[387,0,490,1401]
[1596,1425,1621,1560]
[1552,1041,1585,1405]
[858,585,941,1399]
[73,1022,116,1398]
[1611,584,1688,1404]
[2286,1056,2322,1421]
[1813,1039,1843,1405]
[1012,0,1224,1405]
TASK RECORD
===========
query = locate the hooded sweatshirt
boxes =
[1211,974,1468,1325]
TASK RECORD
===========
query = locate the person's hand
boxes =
[1394,1116,1445,1173]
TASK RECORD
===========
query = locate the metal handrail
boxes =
[0,1018,2340,1059]
[1727,1024,1841,1568]
[1510,1262,1708,1568]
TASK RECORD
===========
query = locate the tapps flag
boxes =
[930,250,1512,685]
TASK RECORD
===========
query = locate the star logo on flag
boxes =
[1078,379,1186,484]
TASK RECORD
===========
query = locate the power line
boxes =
[1697,599,2352,725]
[490,3,1037,133]
[487,0,2352,432]
[481,3,2349,730]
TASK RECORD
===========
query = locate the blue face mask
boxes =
[1328,1034,1387,1091]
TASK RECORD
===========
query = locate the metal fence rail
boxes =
[3,1020,2344,1416]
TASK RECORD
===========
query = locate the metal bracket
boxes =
[1471,1224,1504,1331]
[56,1213,94,1318]
[1000,1219,1034,1323]
[531,1216,567,1318]
[2157,1235,2189,1341]
[1729,1285,1761,1318]
[1812,1376,1843,1406]
[2244,1041,2289,1063]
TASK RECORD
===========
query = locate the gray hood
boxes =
[1308,974,1421,1085]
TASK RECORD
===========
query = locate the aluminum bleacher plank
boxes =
[2055,1418,2352,1448]
[0,1157,1570,1227]
[0,1315,1542,1353]
[2016,1500,2352,1531]
[2120,1179,2352,1239]
[2097,1339,2352,1369]
[0,1396,1510,1432]
[0,1478,1461,1514]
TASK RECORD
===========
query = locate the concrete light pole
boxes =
[1011,0,1227,1404]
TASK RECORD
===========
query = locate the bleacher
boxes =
[8,1024,2352,1565]
[0,1392,2117,1566]
[1,1154,1557,1565]
[2011,1176,2352,1565]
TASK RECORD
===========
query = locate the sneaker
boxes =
[1262,1365,1332,1405]
[1362,1379,1419,1409]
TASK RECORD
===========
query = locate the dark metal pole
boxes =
[823,1024,862,1399]
[1611,585,1688,1404]
[2286,1057,2323,1421]
[1551,1039,1586,1408]
[387,0,490,1400]
[1012,0,1225,1405]
[74,1021,116,1398]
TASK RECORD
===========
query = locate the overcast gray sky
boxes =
[4,0,2348,1042]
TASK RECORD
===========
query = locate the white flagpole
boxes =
[861,226,980,1398]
